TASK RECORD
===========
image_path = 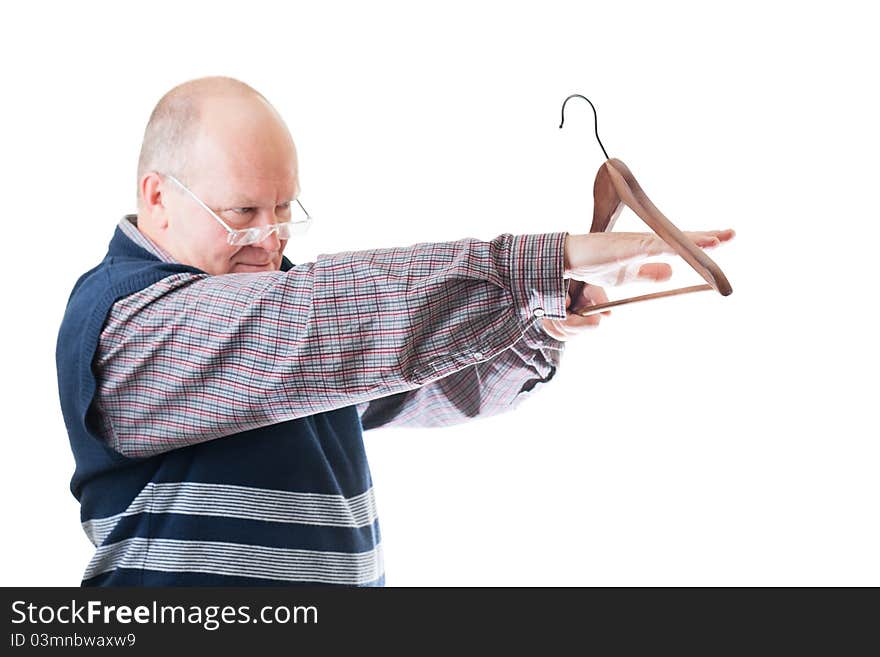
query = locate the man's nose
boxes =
[255,226,282,250]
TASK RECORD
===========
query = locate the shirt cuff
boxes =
[508,231,569,325]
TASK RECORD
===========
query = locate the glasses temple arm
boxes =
[165,174,235,235]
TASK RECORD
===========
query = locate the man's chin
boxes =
[232,262,275,272]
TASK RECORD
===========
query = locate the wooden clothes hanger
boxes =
[559,94,732,317]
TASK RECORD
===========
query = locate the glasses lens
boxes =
[226,219,313,246]
[278,218,312,238]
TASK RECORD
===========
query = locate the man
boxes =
[56,76,733,586]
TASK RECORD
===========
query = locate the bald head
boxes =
[134,77,300,275]
[135,76,285,206]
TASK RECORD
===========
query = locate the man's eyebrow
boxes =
[221,195,297,208]
[222,196,260,207]
[221,196,296,211]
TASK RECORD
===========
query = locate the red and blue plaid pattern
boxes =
[94,216,569,458]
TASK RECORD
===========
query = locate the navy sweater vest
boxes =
[55,226,383,586]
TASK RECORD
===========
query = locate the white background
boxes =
[1,1,876,586]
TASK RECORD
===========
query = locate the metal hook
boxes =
[559,94,610,161]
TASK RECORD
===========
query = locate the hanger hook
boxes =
[559,94,610,161]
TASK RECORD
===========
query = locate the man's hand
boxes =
[541,228,735,341]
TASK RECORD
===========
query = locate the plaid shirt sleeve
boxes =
[93,232,569,458]
[355,317,564,430]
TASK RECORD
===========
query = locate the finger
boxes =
[611,260,674,285]
[631,229,735,256]
[582,230,730,265]
[711,228,736,242]
[690,234,720,249]
[565,279,585,311]
[542,318,580,340]
[586,284,612,316]
[647,230,732,256]
[542,313,602,339]
[623,229,732,262]
[542,316,600,341]
[572,283,613,316]
[636,262,672,282]
[683,228,735,248]
[561,313,602,330]
[540,318,566,341]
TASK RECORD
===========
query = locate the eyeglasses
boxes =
[164,173,313,246]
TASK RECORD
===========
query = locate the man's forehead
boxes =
[221,174,301,204]
[190,113,300,202]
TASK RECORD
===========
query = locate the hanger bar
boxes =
[572,284,713,317]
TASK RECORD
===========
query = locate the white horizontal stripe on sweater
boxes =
[83,537,384,585]
[82,482,378,546]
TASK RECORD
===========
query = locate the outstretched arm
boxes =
[92,232,568,458]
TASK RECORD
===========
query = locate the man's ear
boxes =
[140,172,170,230]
